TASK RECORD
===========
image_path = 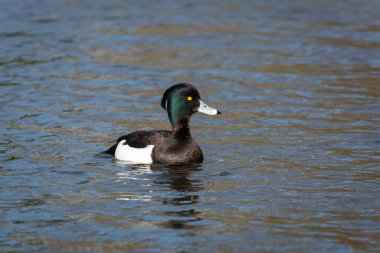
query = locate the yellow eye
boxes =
[187,96,193,101]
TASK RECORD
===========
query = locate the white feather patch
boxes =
[115,140,154,164]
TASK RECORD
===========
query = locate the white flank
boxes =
[115,140,154,164]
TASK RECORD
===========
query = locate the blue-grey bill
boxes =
[198,100,221,115]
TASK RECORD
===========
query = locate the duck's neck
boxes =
[167,96,192,139]
[171,117,191,139]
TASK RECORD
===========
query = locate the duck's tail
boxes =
[101,143,117,155]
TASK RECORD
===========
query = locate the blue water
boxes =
[1,1,380,252]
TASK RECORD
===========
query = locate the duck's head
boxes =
[161,83,221,135]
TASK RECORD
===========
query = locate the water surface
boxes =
[1,0,380,252]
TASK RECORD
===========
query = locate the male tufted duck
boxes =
[103,83,221,164]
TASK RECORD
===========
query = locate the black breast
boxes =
[152,137,203,164]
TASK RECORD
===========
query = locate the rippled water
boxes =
[1,1,380,252]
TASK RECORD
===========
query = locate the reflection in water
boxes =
[115,164,154,201]
[156,164,204,192]
[116,164,153,181]
[156,164,203,230]
[159,215,203,230]
[115,163,203,192]
[115,163,204,229]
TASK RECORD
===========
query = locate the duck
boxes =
[102,83,221,164]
